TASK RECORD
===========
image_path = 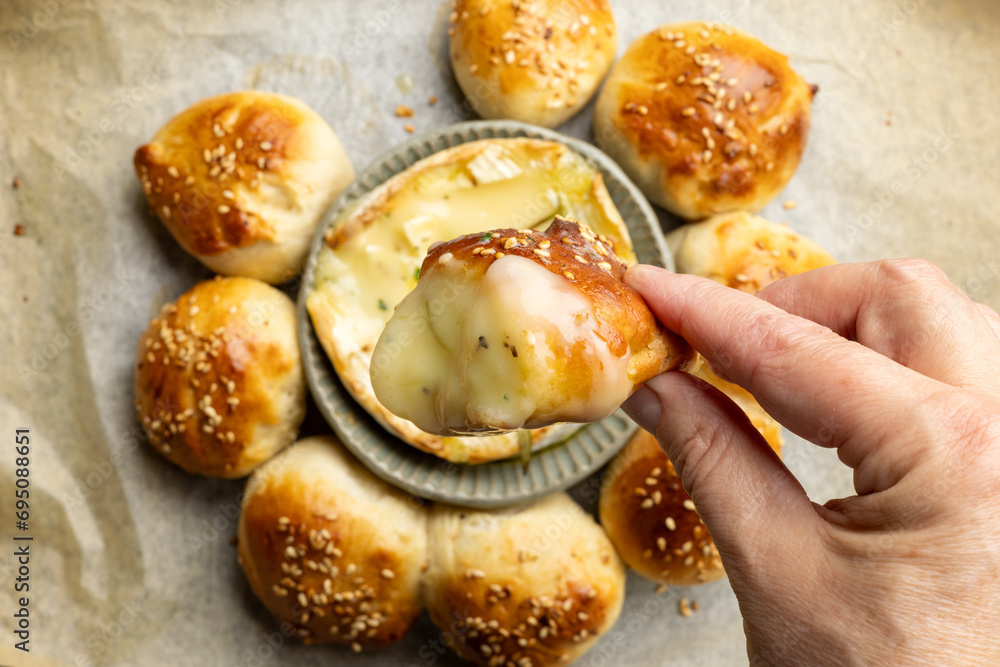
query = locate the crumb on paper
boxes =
[395,104,414,118]
[14,223,25,236]
[12,177,21,189]
[404,124,415,133]
[655,583,668,594]
[692,600,700,612]
[783,200,797,210]
[679,597,694,618]
[428,95,438,106]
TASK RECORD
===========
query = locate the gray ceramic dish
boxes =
[297,120,671,508]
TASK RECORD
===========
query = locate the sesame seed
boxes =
[466,568,485,579]
[748,143,759,157]
[641,498,654,509]
[258,141,273,151]
[563,271,575,280]
[533,248,550,258]
[504,50,515,64]
[657,537,667,551]
[217,205,230,214]
[665,517,677,531]
[597,262,612,271]
[380,569,395,579]
[642,548,653,559]
[702,150,713,162]
[161,205,171,219]
[651,467,662,477]
[779,124,789,136]
[734,273,749,283]
[652,491,662,504]
[765,161,775,172]
[784,200,797,210]
[683,499,696,511]
[351,642,362,653]
[681,106,696,117]
[645,477,657,486]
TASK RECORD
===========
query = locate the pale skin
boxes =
[622,259,1000,666]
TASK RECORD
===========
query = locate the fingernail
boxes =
[624,263,659,291]
[622,384,662,435]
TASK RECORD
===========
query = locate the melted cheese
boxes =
[309,139,633,458]
[372,255,634,434]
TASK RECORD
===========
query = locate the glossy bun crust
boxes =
[424,493,625,666]
[595,22,815,220]
[599,429,725,586]
[667,210,836,293]
[424,216,690,393]
[134,90,354,283]
[134,276,304,478]
[370,216,692,435]
[238,436,427,649]
[449,0,617,127]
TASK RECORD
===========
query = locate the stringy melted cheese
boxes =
[372,255,633,434]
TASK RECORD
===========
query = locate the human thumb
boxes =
[623,371,819,576]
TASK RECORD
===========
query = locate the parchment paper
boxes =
[0,1,998,665]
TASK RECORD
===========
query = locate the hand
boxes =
[622,259,1000,666]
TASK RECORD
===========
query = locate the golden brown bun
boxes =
[599,430,725,586]
[237,436,427,648]
[424,493,625,666]
[667,210,837,293]
[370,216,693,435]
[449,0,617,127]
[134,276,304,478]
[666,211,837,453]
[689,359,784,455]
[420,216,692,403]
[594,22,815,220]
[307,138,632,463]
[134,91,354,283]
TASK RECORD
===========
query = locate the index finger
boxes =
[625,265,943,479]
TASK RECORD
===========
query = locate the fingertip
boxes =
[624,263,671,292]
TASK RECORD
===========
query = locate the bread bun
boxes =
[666,211,836,453]
[601,213,837,585]
[371,216,692,435]
[134,91,354,283]
[424,493,625,666]
[449,0,617,127]
[134,276,304,478]
[667,210,836,293]
[307,137,635,464]
[237,436,427,649]
[599,429,723,586]
[594,22,815,220]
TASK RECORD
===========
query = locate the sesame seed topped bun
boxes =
[134,91,355,284]
[599,429,725,587]
[134,276,304,478]
[594,22,815,220]
[238,436,428,649]
[370,216,692,436]
[666,210,836,293]
[423,492,625,666]
[449,0,617,128]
